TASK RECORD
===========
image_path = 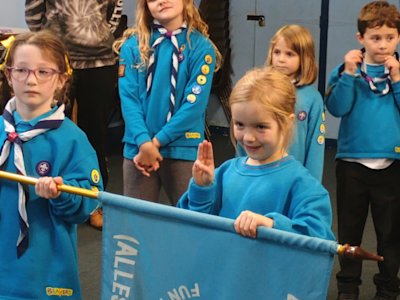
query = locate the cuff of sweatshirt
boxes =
[187,179,216,212]
[135,132,152,148]
[339,72,357,85]
[265,212,292,232]
[155,130,172,147]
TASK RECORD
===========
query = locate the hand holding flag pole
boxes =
[0,170,98,199]
[0,170,385,262]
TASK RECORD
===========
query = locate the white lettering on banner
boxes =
[111,235,140,300]
[160,283,201,300]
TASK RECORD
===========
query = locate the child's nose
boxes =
[26,70,37,83]
[243,131,256,142]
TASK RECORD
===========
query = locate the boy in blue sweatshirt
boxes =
[325,2,400,299]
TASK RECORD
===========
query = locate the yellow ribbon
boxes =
[0,35,16,71]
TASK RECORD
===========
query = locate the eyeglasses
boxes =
[7,67,61,83]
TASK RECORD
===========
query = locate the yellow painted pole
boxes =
[0,170,99,199]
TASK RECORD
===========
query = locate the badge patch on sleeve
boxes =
[204,54,213,64]
[320,124,326,134]
[118,64,126,77]
[91,169,101,184]
[185,132,201,139]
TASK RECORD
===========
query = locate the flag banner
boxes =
[100,192,337,300]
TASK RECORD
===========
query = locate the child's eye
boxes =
[273,49,280,55]
[234,121,244,129]
[257,124,268,130]
[38,69,51,75]
[14,68,28,74]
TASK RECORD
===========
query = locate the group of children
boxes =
[0,0,398,299]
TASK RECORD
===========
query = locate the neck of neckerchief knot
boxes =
[0,97,65,257]
[147,21,187,122]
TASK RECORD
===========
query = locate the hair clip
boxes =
[64,55,73,76]
[0,35,16,71]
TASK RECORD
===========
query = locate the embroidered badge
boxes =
[192,85,202,95]
[201,64,210,75]
[204,54,213,64]
[46,287,73,297]
[118,65,126,77]
[197,75,207,85]
[297,111,307,121]
[185,132,201,139]
[36,161,51,176]
[91,169,100,184]
[320,123,326,134]
[317,135,325,145]
[187,94,197,103]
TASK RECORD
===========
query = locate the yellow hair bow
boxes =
[0,35,16,71]
[64,55,73,76]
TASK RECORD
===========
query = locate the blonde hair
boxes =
[229,67,296,150]
[113,0,221,69]
[358,1,400,36]
[266,24,317,86]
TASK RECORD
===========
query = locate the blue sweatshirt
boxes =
[178,156,334,240]
[0,108,102,299]
[118,28,216,161]
[325,63,400,159]
[237,85,325,181]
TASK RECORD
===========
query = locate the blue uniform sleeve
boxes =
[303,91,325,181]
[265,176,334,240]
[118,39,152,148]
[47,136,102,224]
[325,65,358,117]
[391,81,400,110]
[155,39,216,146]
[177,168,223,215]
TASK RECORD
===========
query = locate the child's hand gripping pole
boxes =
[0,170,99,199]
[337,244,384,261]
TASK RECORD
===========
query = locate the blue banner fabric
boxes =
[100,192,337,300]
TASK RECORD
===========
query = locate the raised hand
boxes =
[385,55,400,83]
[344,49,363,75]
[193,140,215,186]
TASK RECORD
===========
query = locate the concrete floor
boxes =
[77,135,380,300]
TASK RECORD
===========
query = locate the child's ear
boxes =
[57,73,68,89]
[356,32,364,45]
